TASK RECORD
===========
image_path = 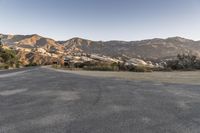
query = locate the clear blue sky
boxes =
[0,0,200,41]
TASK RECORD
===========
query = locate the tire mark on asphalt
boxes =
[92,83,103,106]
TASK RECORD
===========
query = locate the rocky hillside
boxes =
[1,33,200,65]
[0,34,65,65]
[0,34,64,51]
[60,37,200,60]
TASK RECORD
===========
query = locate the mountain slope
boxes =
[0,34,65,65]
[60,37,200,60]
[1,33,200,65]
[0,34,64,51]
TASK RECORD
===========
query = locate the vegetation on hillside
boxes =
[166,54,200,70]
[56,54,200,72]
[0,38,20,69]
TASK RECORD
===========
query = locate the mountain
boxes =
[0,34,64,51]
[0,34,66,65]
[60,37,200,60]
[1,33,200,65]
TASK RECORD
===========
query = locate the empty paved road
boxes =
[0,67,200,133]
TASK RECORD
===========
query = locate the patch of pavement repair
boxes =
[29,90,80,101]
[58,91,80,101]
[177,101,190,110]
[0,88,28,96]
[141,117,151,124]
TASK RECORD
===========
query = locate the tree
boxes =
[0,38,2,46]
[1,53,11,63]
[167,54,199,70]
[0,38,3,52]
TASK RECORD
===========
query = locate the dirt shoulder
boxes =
[49,67,200,85]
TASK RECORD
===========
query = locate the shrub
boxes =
[52,64,61,69]
[4,65,9,69]
[25,63,38,67]
[0,46,20,68]
[0,64,9,69]
[130,65,152,72]
[166,54,200,70]
[83,66,114,71]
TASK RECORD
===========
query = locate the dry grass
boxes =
[52,68,200,85]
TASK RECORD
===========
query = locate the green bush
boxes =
[52,64,61,69]
[83,66,114,71]
[0,64,9,69]
[0,47,19,68]
[130,66,152,72]
[166,54,200,70]
[25,63,38,67]
[4,65,9,69]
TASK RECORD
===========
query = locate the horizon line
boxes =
[1,32,199,42]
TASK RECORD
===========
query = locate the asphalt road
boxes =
[0,67,200,133]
